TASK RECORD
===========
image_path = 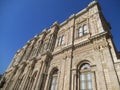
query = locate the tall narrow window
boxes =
[83,24,88,34]
[50,69,58,90]
[57,37,61,46]
[61,35,64,45]
[78,27,83,37]
[57,35,65,46]
[44,43,47,50]
[80,64,92,90]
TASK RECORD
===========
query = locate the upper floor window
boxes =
[57,35,64,46]
[78,24,88,37]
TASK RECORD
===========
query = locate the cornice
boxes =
[50,21,59,28]
[89,31,108,40]
[59,1,99,27]
[74,39,91,48]
[52,45,73,56]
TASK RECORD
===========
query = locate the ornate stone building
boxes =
[1,1,120,90]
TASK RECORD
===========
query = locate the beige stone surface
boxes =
[1,1,120,90]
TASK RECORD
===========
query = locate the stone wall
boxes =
[1,1,120,90]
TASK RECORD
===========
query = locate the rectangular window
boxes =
[57,35,64,46]
[80,72,92,90]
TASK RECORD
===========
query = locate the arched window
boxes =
[50,69,58,90]
[80,64,92,90]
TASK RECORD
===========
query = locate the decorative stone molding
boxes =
[93,39,109,51]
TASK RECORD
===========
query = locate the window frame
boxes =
[49,69,58,90]
[77,24,88,38]
[57,35,65,47]
[79,64,93,90]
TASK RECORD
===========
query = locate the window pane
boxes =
[80,74,85,80]
[81,64,90,70]
[79,27,82,33]
[87,81,92,89]
[78,27,83,37]
[87,72,91,80]
[83,25,88,34]
[83,25,87,30]
[50,76,58,90]
[52,78,56,84]
[61,35,64,45]
[79,33,83,37]
[51,85,54,90]
[80,81,85,89]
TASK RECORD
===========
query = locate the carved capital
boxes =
[93,40,109,51]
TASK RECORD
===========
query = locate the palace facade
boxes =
[1,1,120,90]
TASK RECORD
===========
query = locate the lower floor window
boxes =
[50,76,58,90]
[80,72,92,90]
[79,63,92,90]
[50,69,58,90]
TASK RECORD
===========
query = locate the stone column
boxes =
[47,34,56,52]
[44,72,50,90]
[19,61,34,90]
[3,67,18,90]
[101,46,120,90]
[35,58,47,90]
[36,40,42,56]
[18,68,30,90]
[94,49,107,90]
[9,66,23,90]
[23,40,36,61]
[63,57,72,90]
[71,68,77,90]
[31,60,43,90]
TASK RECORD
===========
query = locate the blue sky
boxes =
[0,0,120,74]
